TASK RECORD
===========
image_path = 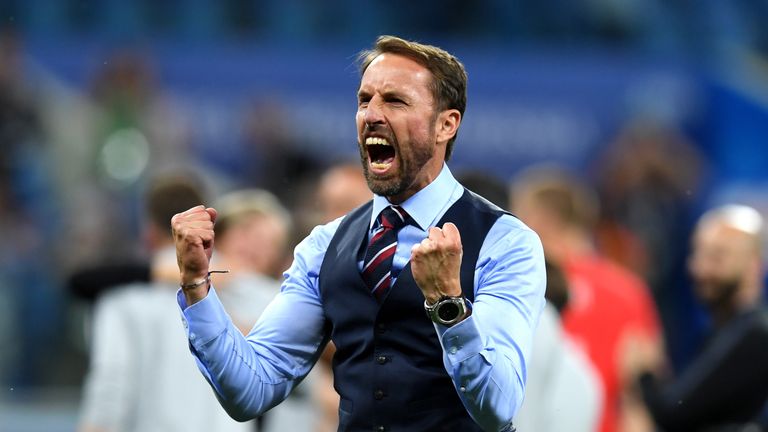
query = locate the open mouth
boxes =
[365,137,396,172]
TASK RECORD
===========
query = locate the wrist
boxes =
[179,270,229,291]
[424,295,470,327]
[180,269,210,286]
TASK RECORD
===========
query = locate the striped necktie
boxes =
[362,205,410,301]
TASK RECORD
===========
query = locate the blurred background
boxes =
[1,0,767,431]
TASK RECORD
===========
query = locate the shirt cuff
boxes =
[435,308,484,364]
[176,284,231,348]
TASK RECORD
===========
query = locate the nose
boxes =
[362,97,385,126]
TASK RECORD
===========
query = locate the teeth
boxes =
[365,137,390,146]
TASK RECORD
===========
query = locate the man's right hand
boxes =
[171,205,218,305]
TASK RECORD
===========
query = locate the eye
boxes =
[358,94,371,107]
[386,96,406,105]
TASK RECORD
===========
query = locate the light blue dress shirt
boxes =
[178,164,546,431]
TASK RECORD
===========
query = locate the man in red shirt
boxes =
[511,166,662,432]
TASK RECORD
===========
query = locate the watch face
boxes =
[437,302,461,322]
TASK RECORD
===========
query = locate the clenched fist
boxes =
[171,205,218,304]
[410,222,463,305]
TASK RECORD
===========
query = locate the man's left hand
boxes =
[410,222,463,304]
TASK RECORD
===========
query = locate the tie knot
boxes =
[379,205,409,231]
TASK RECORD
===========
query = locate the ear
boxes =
[435,109,461,145]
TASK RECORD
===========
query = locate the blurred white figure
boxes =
[515,304,602,432]
[515,258,602,432]
[78,181,292,432]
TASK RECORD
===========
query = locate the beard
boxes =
[358,137,434,199]
[694,274,742,309]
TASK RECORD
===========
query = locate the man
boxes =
[630,204,768,431]
[173,36,545,431]
[510,166,662,432]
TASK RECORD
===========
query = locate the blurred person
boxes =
[203,189,292,333]
[510,165,662,432]
[593,119,708,370]
[78,174,263,432]
[172,35,545,431]
[593,119,705,289]
[626,204,768,431]
[212,189,293,283]
[211,188,311,432]
[515,259,603,432]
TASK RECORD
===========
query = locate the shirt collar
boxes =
[370,163,460,232]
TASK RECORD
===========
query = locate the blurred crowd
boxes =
[1,2,768,431]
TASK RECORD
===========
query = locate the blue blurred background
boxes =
[1,1,767,430]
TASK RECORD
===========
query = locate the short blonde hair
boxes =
[213,189,292,237]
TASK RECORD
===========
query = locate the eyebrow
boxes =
[381,90,408,100]
[356,88,410,101]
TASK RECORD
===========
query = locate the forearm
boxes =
[179,287,327,420]
[438,312,525,432]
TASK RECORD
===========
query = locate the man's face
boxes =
[688,222,752,308]
[356,53,447,203]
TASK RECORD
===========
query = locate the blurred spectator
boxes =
[593,119,708,369]
[78,173,259,432]
[510,165,662,432]
[593,120,705,285]
[627,204,768,431]
[211,188,317,432]
[210,188,293,326]
[515,258,603,432]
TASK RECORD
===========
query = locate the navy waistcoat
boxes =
[319,189,506,432]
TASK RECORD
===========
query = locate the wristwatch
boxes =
[424,296,468,326]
